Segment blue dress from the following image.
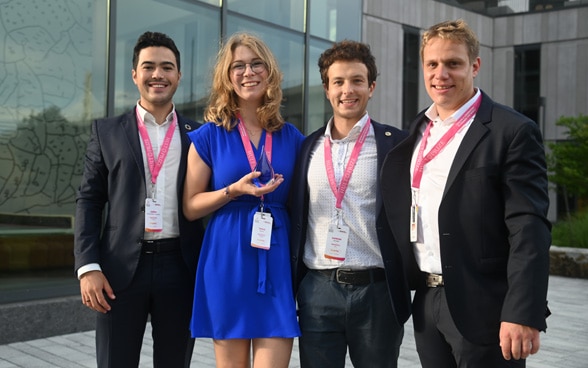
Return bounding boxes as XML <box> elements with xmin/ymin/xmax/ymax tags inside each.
<box><xmin>188</xmin><ymin>121</ymin><xmax>303</xmax><ymax>339</ymax></box>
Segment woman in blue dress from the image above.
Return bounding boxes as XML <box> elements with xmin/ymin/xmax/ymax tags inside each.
<box><xmin>183</xmin><ymin>32</ymin><xmax>303</xmax><ymax>367</ymax></box>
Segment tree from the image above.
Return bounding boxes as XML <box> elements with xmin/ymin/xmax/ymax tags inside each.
<box><xmin>547</xmin><ymin>114</ymin><xmax>588</xmax><ymax>217</ymax></box>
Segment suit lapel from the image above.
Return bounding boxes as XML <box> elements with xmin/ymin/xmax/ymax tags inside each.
<box><xmin>443</xmin><ymin>93</ymin><xmax>493</xmax><ymax>198</ymax></box>
<box><xmin>121</xmin><ymin>108</ymin><xmax>146</xmax><ymax>181</ymax></box>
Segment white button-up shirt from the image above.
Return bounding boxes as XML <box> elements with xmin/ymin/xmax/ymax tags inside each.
<box><xmin>304</xmin><ymin>113</ymin><xmax>384</xmax><ymax>270</ymax></box>
<box><xmin>410</xmin><ymin>89</ymin><xmax>481</xmax><ymax>274</ymax></box>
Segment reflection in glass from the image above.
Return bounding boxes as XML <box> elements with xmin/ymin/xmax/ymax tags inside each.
<box><xmin>227</xmin><ymin>0</ymin><xmax>304</xmax><ymax>32</ymax></box>
<box><xmin>0</xmin><ymin>0</ymin><xmax>107</xmax><ymax>218</ymax></box>
<box><xmin>307</xmin><ymin>40</ymin><xmax>334</xmax><ymax>133</ymax></box>
<box><xmin>310</xmin><ymin>0</ymin><xmax>362</xmax><ymax>41</ymax></box>
<box><xmin>114</xmin><ymin>0</ymin><xmax>220</xmax><ymax>121</ymax></box>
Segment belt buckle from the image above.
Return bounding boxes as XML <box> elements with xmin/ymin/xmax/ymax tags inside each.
<box><xmin>335</xmin><ymin>268</ymin><xmax>353</xmax><ymax>285</ymax></box>
<box><xmin>427</xmin><ymin>273</ymin><xmax>444</xmax><ymax>287</ymax></box>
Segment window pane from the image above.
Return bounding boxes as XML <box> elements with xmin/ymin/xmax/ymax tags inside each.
<box><xmin>0</xmin><ymin>0</ymin><xmax>107</xmax><ymax>219</ymax></box>
<box><xmin>227</xmin><ymin>0</ymin><xmax>304</xmax><ymax>32</ymax></box>
<box><xmin>307</xmin><ymin>39</ymin><xmax>334</xmax><ymax>133</ymax></box>
<box><xmin>114</xmin><ymin>0</ymin><xmax>220</xmax><ymax>121</ymax></box>
<box><xmin>227</xmin><ymin>17</ymin><xmax>305</xmax><ymax>130</ymax></box>
<box><xmin>310</xmin><ymin>0</ymin><xmax>362</xmax><ymax>41</ymax></box>
<box><xmin>0</xmin><ymin>0</ymin><xmax>107</xmax><ymax>303</ymax></box>
<box><xmin>514</xmin><ymin>45</ymin><xmax>541</xmax><ymax>123</ymax></box>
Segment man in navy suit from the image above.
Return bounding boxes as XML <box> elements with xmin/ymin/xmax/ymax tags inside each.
<box><xmin>290</xmin><ymin>40</ymin><xmax>410</xmax><ymax>368</ymax></box>
<box><xmin>381</xmin><ymin>19</ymin><xmax>551</xmax><ymax>367</ymax></box>
<box><xmin>74</xmin><ymin>31</ymin><xmax>204</xmax><ymax>368</ymax></box>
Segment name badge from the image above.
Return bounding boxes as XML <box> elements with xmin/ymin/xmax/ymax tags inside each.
<box><xmin>410</xmin><ymin>204</ymin><xmax>418</xmax><ymax>242</ymax></box>
<box><xmin>145</xmin><ymin>198</ymin><xmax>163</xmax><ymax>232</ymax></box>
<box><xmin>251</xmin><ymin>211</ymin><xmax>273</xmax><ymax>250</ymax></box>
<box><xmin>324</xmin><ymin>223</ymin><xmax>349</xmax><ymax>261</ymax></box>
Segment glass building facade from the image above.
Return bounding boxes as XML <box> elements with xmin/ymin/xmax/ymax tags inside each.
<box><xmin>0</xmin><ymin>0</ymin><xmax>361</xmax><ymax>304</ymax></box>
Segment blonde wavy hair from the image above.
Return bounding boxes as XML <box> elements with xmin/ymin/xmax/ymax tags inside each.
<box><xmin>203</xmin><ymin>32</ymin><xmax>284</xmax><ymax>132</ymax></box>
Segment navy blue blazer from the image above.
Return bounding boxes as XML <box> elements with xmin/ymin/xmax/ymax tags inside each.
<box><xmin>74</xmin><ymin>108</ymin><xmax>204</xmax><ymax>291</ymax></box>
<box><xmin>289</xmin><ymin>120</ymin><xmax>412</xmax><ymax>325</ymax></box>
<box><xmin>381</xmin><ymin>91</ymin><xmax>551</xmax><ymax>344</ymax></box>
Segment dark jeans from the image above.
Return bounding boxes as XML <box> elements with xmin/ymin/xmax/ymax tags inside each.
<box><xmin>95</xmin><ymin>250</ymin><xmax>194</xmax><ymax>368</ymax></box>
<box><xmin>413</xmin><ymin>287</ymin><xmax>525</xmax><ymax>368</ymax></box>
<box><xmin>297</xmin><ymin>270</ymin><xmax>404</xmax><ymax>368</ymax></box>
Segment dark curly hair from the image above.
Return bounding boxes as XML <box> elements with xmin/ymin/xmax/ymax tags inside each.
<box><xmin>318</xmin><ymin>40</ymin><xmax>378</xmax><ymax>86</ymax></box>
<box><xmin>132</xmin><ymin>31</ymin><xmax>181</xmax><ymax>71</ymax></box>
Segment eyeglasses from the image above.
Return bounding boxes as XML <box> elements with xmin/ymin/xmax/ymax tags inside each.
<box><xmin>230</xmin><ymin>61</ymin><xmax>266</xmax><ymax>76</ymax></box>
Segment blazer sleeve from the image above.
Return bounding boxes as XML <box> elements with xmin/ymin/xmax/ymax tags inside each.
<box><xmin>74</xmin><ymin>119</ymin><xmax>109</xmax><ymax>271</ymax></box>
<box><xmin>500</xmin><ymin>115</ymin><xmax>551</xmax><ymax>331</ymax></box>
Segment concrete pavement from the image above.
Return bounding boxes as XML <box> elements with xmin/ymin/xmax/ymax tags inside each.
<box><xmin>1</xmin><ymin>275</ymin><xmax>586</xmax><ymax>367</ymax></box>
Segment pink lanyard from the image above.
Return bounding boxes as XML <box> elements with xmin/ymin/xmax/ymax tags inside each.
<box><xmin>136</xmin><ymin>109</ymin><xmax>177</xmax><ymax>186</ymax></box>
<box><xmin>324</xmin><ymin>118</ymin><xmax>371</xmax><ymax>209</ymax></box>
<box><xmin>411</xmin><ymin>95</ymin><xmax>482</xmax><ymax>190</ymax></box>
<box><xmin>236</xmin><ymin>114</ymin><xmax>272</xmax><ymax>170</ymax></box>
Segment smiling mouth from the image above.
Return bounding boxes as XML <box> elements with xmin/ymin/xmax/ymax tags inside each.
<box><xmin>433</xmin><ymin>85</ymin><xmax>452</xmax><ymax>90</ymax></box>
<box><xmin>242</xmin><ymin>82</ymin><xmax>259</xmax><ymax>87</ymax></box>
<box><xmin>149</xmin><ymin>83</ymin><xmax>168</xmax><ymax>88</ymax></box>
<box><xmin>339</xmin><ymin>99</ymin><xmax>357</xmax><ymax>105</ymax></box>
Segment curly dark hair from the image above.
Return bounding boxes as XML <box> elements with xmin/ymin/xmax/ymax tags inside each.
<box><xmin>132</xmin><ymin>31</ymin><xmax>181</xmax><ymax>71</ymax></box>
<box><xmin>318</xmin><ymin>40</ymin><xmax>378</xmax><ymax>86</ymax></box>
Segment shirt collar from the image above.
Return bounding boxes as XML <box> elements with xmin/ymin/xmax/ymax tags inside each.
<box><xmin>135</xmin><ymin>101</ymin><xmax>176</xmax><ymax>126</ymax></box>
<box><xmin>325</xmin><ymin>112</ymin><xmax>370</xmax><ymax>142</ymax></box>
<box><xmin>425</xmin><ymin>88</ymin><xmax>481</xmax><ymax>125</ymax></box>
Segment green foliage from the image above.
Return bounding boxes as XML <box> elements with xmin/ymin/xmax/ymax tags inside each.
<box><xmin>551</xmin><ymin>210</ymin><xmax>588</xmax><ymax>248</ymax></box>
<box><xmin>547</xmin><ymin>114</ymin><xmax>588</xmax><ymax>198</ymax></box>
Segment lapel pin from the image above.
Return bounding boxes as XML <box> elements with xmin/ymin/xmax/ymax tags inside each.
<box><xmin>385</xmin><ymin>131</ymin><xmax>392</xmax><ymax>136</ymax></box>
<box><xmin>185</xmin><ymin>124</ymin><xmax>192</xmax><ymax>131</ymax></box>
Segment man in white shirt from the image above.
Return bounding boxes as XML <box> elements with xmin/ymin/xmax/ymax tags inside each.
<box><xmin>290</xmin><ymin>40</ymin><xmax>410</xmax><ymax>368</ymax></box>
<box><xmin>74</xmin><ymin>31</ymin><xmax>204</xmax><ymax>368</ymax></box>
<box><xmin>381</xmin><ymin>19</ymin><xmax>551</xmax><ymax>368</ymax></box>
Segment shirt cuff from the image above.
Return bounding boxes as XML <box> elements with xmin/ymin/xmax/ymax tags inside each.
<box><xmin>77</xmin><ymin>263</ymin><xmax>102</xmax><ymax>279</ymax></box>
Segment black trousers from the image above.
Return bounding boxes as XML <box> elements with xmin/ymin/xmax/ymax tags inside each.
<box><xmin>95</xmin><ymin>249</ymin><xmax>194</xmax><ymax>368</ymax></box>
<box><xmin>413</xmin><ymin>286</ymin><xmax>525</xmax><ymax>368</ymax></box>
<box><xmin>297</xmin><ymin>270</ymin><xmax>404</xmax><ymax>368</ymax></box>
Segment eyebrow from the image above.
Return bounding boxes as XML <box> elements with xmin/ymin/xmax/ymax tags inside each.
<box><xmin>140</xmin><ymin>61</ymin><xmax>176</xmax><ymax>68</ymax></box>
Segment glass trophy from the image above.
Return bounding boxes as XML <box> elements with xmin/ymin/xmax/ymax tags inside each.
<box><xmin>252</xmin><ymin>146</ymin><xmax>274</xmax><ymax>187</ymax></box>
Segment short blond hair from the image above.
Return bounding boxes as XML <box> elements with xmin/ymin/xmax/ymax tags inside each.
<box><xmin>421</xmin><ymin>19</ymin><xmax>480</xmax><ymax>64</ymax></box>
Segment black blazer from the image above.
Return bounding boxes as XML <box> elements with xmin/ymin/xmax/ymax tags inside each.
<box><xmin>289</xmin><ymin>120</ymin><xmax>412</xmax><ymax>325</ymax></box>
<box><xmin>381</xmin><ymin>91</ymin><xmax>551</xmax><ymax>344</ymax></box>
<box><xmin>74</xmin><ymin>108</ymin><xmax>204</xmax><ymax>291</ymax></box>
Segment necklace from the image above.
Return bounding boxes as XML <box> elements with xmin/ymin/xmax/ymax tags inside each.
<box><xmin>246</xmin><ymin>126</ymin><xmax>262</xmax><ymax>137</ymax></box>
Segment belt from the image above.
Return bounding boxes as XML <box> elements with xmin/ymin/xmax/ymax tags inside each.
<box><xmin>141</xmin><ymin>238</ymin><xmax>181</xmax><ymax>254</ymax></box>
<box><xmin>316</xmin><ymin>268</ymin><xmax>386</xmax><ymax>285</ymax></box>
<box><xmin>425</xmin><ymin>273</ymin><xmax>444</xmax><ymax>287</ymax></box>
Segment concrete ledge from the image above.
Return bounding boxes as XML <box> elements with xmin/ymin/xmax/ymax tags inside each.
<box><xmin>0</xmin><ymin>296</ymin><xmax>94</xmax><ymax>345</ymax></box>
<box><xmin>550</xmin><ymin>245</ymin><xmax>588</xmax><ymax>279</ymax></box>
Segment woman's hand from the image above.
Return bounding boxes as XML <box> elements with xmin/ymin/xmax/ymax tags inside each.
<box><xmin>230</xmin><ymin>172</ymin><xmax>284</xmax><ymax>198</ymax></box>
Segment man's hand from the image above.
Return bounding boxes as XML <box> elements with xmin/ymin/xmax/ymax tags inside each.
<box><xmin>499</xmin><ymin>321</ymin><xmax>540</xmax><ymax>360</ymax></box>
<box><xmin>80</xmin><ymin>271</ymin><xmax>115</xmax><ymax>313</ymax></box>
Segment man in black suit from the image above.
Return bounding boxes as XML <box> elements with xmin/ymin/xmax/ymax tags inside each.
<box><xmin>381</xmin><ymin>19</ymin><xmax>551</xmax><ymax>367</ymax></box>
<box><xmin>290</xmin><ymin>40</ymin><xmax>410</xmax><ymax>368</ymax></box>
<box><xmin>74</xmin><ymin>31</ymin><xmax>204</xmax><ymax>368</ymax></box>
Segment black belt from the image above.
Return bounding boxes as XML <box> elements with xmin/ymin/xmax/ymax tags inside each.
<box><xmin>141</xmin><ymin>238</ymin><xmax>181</xmax><ymax>254</ymax></box>
<box><xmin>316</xmin><ymin>268</ymin><xmax>386</xmax><ymax>285</ymax></box>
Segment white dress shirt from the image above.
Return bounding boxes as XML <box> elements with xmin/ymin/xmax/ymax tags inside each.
<box><xmin>410</xmin><ymin>89</ymin><xmax>481</xmax><ymax>274</ymax></box>
<box><xmin>136</xmin><ymin>102</ymin><xmax>181</xmax><ymax>241</ymax></box>
<box><xmin>303</xmin><ymin>113</ymin><xmax>384</xmax><ymax>270</ymax></box>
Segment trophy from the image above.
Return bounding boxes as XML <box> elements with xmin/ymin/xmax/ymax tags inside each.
<box><xmin>252</xmin><ymin>146</ymin><xmax>274</xmax><ymax>187</ymax></box>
